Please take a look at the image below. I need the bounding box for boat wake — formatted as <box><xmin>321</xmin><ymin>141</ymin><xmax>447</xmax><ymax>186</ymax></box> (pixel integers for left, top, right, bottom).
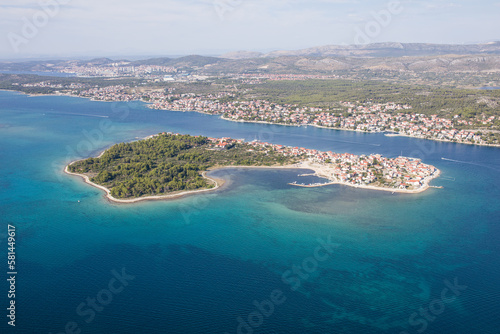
<box><xmin>330</xmin><ymin>139</ymin><xmax>381</xmax><ymax>147</ymax></box>
<box><xmin>50</xmin><ymin>112</ymin><xmax>109</xmax><ymax>118</ymax></box>
<box><xmin>441</xmin><ymin>157</ymin><xmax>500</xmax><ymax>171</ymax></box>
<box><xmin>290</xmin><ymin>133</ymin><xmax>381</xmax><ymax>147</ymax></box>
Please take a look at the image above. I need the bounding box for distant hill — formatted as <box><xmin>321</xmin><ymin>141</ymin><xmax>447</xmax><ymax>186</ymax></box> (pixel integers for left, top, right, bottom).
<box><xmin>220</xmin><ymin>51</ymin><xmax>264</xmax><ymax>59</ymax></box>
<box><xmin>0</xmin><ymin>55</ymin><xmax>225</xmax><ymax>71</ymax></box>
<box><xmin>84</xmin><ymin>57</ymin><xmax>115</xmax><ymax>66</ymax></box>
<box><xmin>0</xmin><ymin>59</ymin><xmax>68</xmax><ymax>71</ymax></box>
<box><xmin>1</xmin><ymin>42</ymin><xmax>500</xmax><ymax>75</ymax></box>
<box><xmin>202</xmin><ymin>54</ymin><xmax>500</xmax><ymax>74</ymax></box>
<box><xmin>223</xmin><ymin>42</ymin><xmax>500</xmax><ymax>59</ymax></box>
<box><xmin>131</xmin><ymin>55</ymin><xmax>225</xmax><ymax>67</ymax></box>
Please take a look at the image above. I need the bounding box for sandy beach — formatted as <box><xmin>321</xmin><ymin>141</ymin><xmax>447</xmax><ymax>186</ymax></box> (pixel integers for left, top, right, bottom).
<box><xmin>292</xmin><ymin>160</ymin><xmax>442</xmax><ymax>194</ymax></box>
<box><xmin>64</xmin><ymin>162</ymin><xmax>227</xmax><ymax>204</ymax></box>
<box><xmin>65</xmin><ymin>154</ymin><xmax>440</xmax><ymax>205</ymax></box>
<box><xmin>63</xmin><ymin>158</ymin><xmax>304</xmax><ymax>204</ymax></box>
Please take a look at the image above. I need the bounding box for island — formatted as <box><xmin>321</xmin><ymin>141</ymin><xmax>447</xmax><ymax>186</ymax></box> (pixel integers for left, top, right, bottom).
<box><xmin>65</xmin><ymin>133</ymin><xmax>441</xmax><ymax>203</ymax></box>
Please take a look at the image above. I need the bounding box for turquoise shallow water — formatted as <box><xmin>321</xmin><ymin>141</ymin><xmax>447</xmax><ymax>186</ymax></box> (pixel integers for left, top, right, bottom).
<box><xmin>0</xmin><ymin>90</ymin><xmax>499</xmax><ymax>333</ymax></box>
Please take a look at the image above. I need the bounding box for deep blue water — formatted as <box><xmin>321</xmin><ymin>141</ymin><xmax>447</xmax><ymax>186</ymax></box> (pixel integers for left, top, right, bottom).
<box><xmin>0</xmin><ymin>90</ymin><xmax>499</xmax><ymax>334</ymax></box>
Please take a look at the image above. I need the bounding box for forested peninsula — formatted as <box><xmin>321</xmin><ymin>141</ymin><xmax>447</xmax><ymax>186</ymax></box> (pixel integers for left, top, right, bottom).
<box><xmin>66</xmin><ymin>133</ymin><xmax>440</xmax><ymax>202</ymax></box>
<box><xmin>66</xmin><ymin>133</ymin><xmax>298</xmax><ymax>201</ymax></box>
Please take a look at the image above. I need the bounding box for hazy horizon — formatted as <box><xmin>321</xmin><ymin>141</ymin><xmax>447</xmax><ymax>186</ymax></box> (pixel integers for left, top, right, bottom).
<box><xmin>2</xmin><ymin>40</ymin><xmax>500</xmax><ymax>62</ymax></box>
<box><xmin>1</xmin><ymin>0</ymin><xmax>499</xmax><ymax>60</ymax></box>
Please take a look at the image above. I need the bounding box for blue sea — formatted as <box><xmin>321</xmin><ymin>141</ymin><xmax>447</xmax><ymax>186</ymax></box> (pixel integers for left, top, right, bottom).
<box><xmin>0</xmin><ymin>90</ymin><xmax>499</xmax><ymax>334</ymax></box>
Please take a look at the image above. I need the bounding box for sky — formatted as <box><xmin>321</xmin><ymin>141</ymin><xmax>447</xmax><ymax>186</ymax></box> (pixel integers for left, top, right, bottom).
<box><xmin>0</xmin><ymin>0</ymin><xmax>499</xmax><ymax>59</ymax></box>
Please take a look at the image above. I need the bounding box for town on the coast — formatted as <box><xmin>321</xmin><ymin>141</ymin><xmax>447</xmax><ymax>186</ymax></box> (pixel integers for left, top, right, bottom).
<box><xmin>154</xmin><ymin>95</ymin><xmax>492</xmax><ymax>145</ymax></box>
<box><xmin>206</xmin><ymin>136</ymin><xmax>439</xmax><ymax>192</ymax></box>
<box><xmin>18</xmin><ymin>80</ymin><xmax>499</xmax><ymax>146</ymax></box>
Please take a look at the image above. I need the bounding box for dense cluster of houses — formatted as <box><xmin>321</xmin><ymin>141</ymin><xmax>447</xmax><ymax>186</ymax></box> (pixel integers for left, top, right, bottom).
<box><xmin>152</xmin><ymin>93</ymin><xmax>495</xmax><ymax>145</ymax></box>
<box><xmin>229</xmin><ymin>73</ymin><xmax>340</xmax><ymax>82</ymax></box>
<box><xmin>58</xmin><ymin>64</ymin><xmax>176</xmax><ymax>78</ymax></box>
<box><xmin>78</xmin><ymin>85</ymin><xmax>136</xmax><ymax>101</ymax></box>
<box><xmin>20</xmin><ymin>82</ymin><xmax>87</xmax><ymax>90</ymax></box>
<box><xmin>18</xmin><ymin>82</ymin><xmax>495</xmax><ymax>146</ymax></box>
<box><xmin>205</xmin><ymin>136</ymin><xmax>437</xmax><ymax>190</ymax></box>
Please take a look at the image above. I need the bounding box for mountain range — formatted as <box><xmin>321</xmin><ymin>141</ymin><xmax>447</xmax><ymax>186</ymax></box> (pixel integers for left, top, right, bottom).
<box><xmin>1</xmin><ymin>42</ymin><xmax>500</xmax><ymax>75</ymax></box>
<box><xmin>221</xmin><ymin>42</ymin><xmax>500</xmax><ymax>59</ymax></box>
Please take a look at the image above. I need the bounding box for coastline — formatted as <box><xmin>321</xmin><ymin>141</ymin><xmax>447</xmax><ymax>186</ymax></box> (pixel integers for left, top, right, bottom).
<box><xmin>64</xmin><ymin>161</ymin><xmax>226</xmax><ymax>204</ymax></box>
<box><xmin>64</xmin><ymin>155</ymin><xmax>305</xmax><ymax>204</ymax></box>
<box><xmin>0</xmin><ymin>88</ymin><xmax>75</xmax><ymax>99</ymax></box>
<box><xmin>2</xmin><ymin>88</ymin><xmax>498</xmax><ymax>148</ymax></box>
<box><xmin>160</xmin><ymin>109</ymin><xmax>500</xmax><ymax>148</ymax></box>
<box><xmin>219</xmin><ymin>116</ymin><xmax>500</xmax><ymax>148</ymax></box>
<box><xmin>64</xmin><ymin>151</ymin><xmax>441</xmax><ymax>204</ymax></box>
<box><xmin>295</xmin><ymin>160</ymin><xmax>442</xmax><ymax>194</ymax></box>
<box><xmin>220</xmin><ymin>115</ymin><xmax>371</xmax><ymax>133</ymax></box>
<box><xmin>383</xmin><ymin>132</ymin><xmax>500</xmax><ymax>148</ymax></box>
